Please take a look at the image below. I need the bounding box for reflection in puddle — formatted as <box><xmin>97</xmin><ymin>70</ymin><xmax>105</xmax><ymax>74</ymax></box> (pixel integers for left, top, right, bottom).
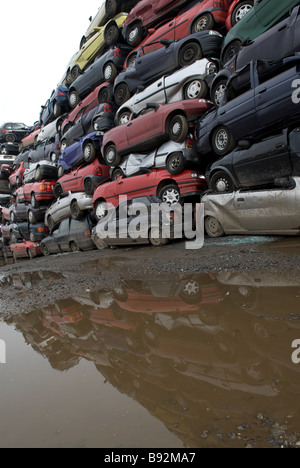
<box><xmin>1</xmin><ymin>271</ymin><xmax>300</xmax><ymax>448</ymax></box>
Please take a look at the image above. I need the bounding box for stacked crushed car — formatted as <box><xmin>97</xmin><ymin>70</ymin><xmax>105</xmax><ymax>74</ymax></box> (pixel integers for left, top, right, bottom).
<box><xmin>1</xmin><ymin>0</ymin><xmax>300</xmax><ymax>261</ymax></box>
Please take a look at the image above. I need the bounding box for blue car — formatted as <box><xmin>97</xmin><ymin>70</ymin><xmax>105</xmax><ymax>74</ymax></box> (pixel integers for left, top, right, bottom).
<box><xmin>57</xmin><ymin>132</ymin><xmax>103</xmax><ymax>177</ymax></box>
<box><xmin>195</xmin><ymin>56</ymin><xmax>300</xmax><ymax>158</ymax></box>
<box><xmin>40</xmin><ymin>85</ymin><xmax>70</xmax><ymax>127</ymax></box>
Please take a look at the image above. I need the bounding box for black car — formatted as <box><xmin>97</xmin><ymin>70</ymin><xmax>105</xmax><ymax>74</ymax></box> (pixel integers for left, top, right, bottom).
<box><xmin>0</xmin><ymin>168</ymin><xmax>10</xmax><ymax>194</ymax></box>
<box><xmin>28</xmin><ymin>135</ymin><xmax>61</xmax><ymax>163</ymax></box>
<box><xmin>207</xmin><ymin>128</ymin><xmax>300</xmax><ymax>192</ymax></box>
<box><xmin>40</xmin><ymin>216</ymin><xmax>96</xmax><ymax>255</ymax></box>
<box><xmin>9</xmin><ymin>202</ymin><xmax>46</xmax><ymax>224</ymax></box>
<box><xmin>61</xmin><ymin>103</ymin><xmax>115</xmax><ymax>149</ymax></box>
<box><xmin>0</xmin><ymin>122</ymin><xmax>30</xmax><ymax>144</ymax></box>
<box><xmin>68</xmin><ymin>44</ymin><xmax>133</xmax><ymax>108</ymax></box>
<box><xmin>212</xmin><ymin>6</ymin><xmax>300</xmax><ymax>106</ymax></box>
<box><xmin>40</xmin><ymin>85</ymin><xmax>70</xmax><ymax>127</ymax></box>
<box><xmin>6</xmin><ymin>221</ymin><xmax>48</xmax><ymax>244</ymax></box>
<box><xmin>13</xmin><ymin>148</ymin><xmax>32</xmax><ymax>165</ymax></box>
<box><xmin>195</xmin><ymin>56</ymin><xmax>300</xmax><ymax>158</ymax></box>
<box><xmin>113</xmin><ymin>30</ymin><xmax>223</xmax><ymax>106</ymax></box>
<box><xmin>0</xmin><ymin>142</ymin><xmax>19</xmax><ymax>156</ymax></box>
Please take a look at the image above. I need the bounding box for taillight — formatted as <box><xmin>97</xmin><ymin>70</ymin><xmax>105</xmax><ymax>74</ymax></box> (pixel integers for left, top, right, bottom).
<box><xmin>2</xmin><ymin>129</ymin><xmax>6</xmax><ymax>134</ymax></box>
<box><xmin>38</xmin><ymin>227</ymin><xmax>49</xmax><ymax>233</ymax></box>
<box><xmin>185</xmin><ymin>137</ymin><xmax>194</xmax><ymax>148</ymax></box>
<box><xmin>93</xmin><ymin>166</ymin><xmax>102</xmax><ymax>176</ymax></box>
<box><xmin>104</xmin><ymin>103</ymin><xmax>112</xmax><ymax>113</ymax></box>
<box><xmin>56</xmin><ymin>144</ymin><xmax>60</xmax><ymax>150</ymax></box>
<box><xmin>114</xmin><ymin>48</ymin><xmax>122</xmax><ymax>57</ymax></box>
<box><xmin>39</xmin><ymin>184</ymin><xmax>52</xmax><ymax>191</ymax></box>
<box><xmin>58</xmin><ymin>92</ymin><xmax>66</xmax><ymax>97</ymax></box>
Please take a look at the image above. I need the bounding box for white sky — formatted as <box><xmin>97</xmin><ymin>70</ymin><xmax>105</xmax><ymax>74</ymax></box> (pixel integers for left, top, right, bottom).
<box><xmin>0</xmin><ymin>0</ymin><xmax>103</xmax><ymax>126</ymax></box>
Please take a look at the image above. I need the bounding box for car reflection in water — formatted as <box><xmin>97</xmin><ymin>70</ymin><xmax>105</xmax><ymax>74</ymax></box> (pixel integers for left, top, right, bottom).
<box><xmin>4</xmin><ymin>271</ymin><xmax>300</xmax><ymax>447</ymax></box>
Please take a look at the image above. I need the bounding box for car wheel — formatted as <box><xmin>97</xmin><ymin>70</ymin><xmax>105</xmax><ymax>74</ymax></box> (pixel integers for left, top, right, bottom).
<box><xmin>62</xmin><ymin>123</ymin><xmax>72</xmax><ymax>135</ymax></box>
<box><xmin>60</xmin><ymin>140</ymin><xmax>68</xmax><ymax>152</ymax></box>
<box><xmin>149</xmin><ymin>229</ymin><xmax>169</xmax><ymax>247</ymax></box>
<box><xmin>70</xmin><ymin>201</ymin><xmax>84</xmax><ymax>220</ymax></box>
<box><xmin>191</xmin><ymin>13</ymin><xmax>215</xmax><ymax>32</ymax></box>
<box><xmin>111</xmin><ymin>167</ymin><xmax>125</xmax><ymax>181</ymax></box>
<box><xmin>54</xmin><ymin>183</ymin><xmax>63</xmax><ymax>199</ymax></box>
<box><xmin>184</xmin><ymin>80</ymin><xmax>208</xmax><ymax>100</ymax></box>
<box><xmin>105</xmin><ymin>0</ymin><xmax>117</xmax><ymax>17</ymax></box>
<box><xmin>104</xmin><ymin>62</ymin><xmax>118</xmax><ymax>83</ymax></box>
<box><xmin>58</xmin><ymin>165</ymin><xmax>65</xmax><ymax>179</ymax></box>
<box><xmin>210</xmin><ymin>170</ymin><xmax>235</xmax><ymax>194</ymax></box>
<box><xmin>166</xmin><ymin>152</ymin><xmax>186</xmax><ymax>176</ymax></box>
<box><xmin>205</xmin><ymin>216</ymin><xmax>225</xmax><ymax>238</ymax></box>
<box><xmin>50</xmin><ymin>152</ymin><xmax>58</xmax><ymax>163</ymax></box>
<box><xmin>95</xmin><ymin>200</ymin><xmax>108</xmax><ymax>221</ymax></box>
<box><xmin>69</xmin><ymin>90</ymin><xmax>80</xmax><ymax>108</ymax></box>
<box><xmin>31</xmin><ymin>193</ymin><xmax>38</xmax><ymax>208</ymax></box>
<box><xmin>28</xmin><ymin>210</ymin><xmax>37</xmax><ymax>224</ymax></box>
<box><xmin>179</xmin><ymin>279</ymin><xmax>202</xmax><ymax>305</ymax></box>
<box><xmin>34</xmin><ymin>166</ymin><xmax>43</xmax><ymax>182</ymax></box>
<box><xmin>84</xmin><ymin>178</ymin><xmax>95</xmax><ymax>196</ymax></box>
<box><xmin>98</xmin><ymin>86</ymin><xmax>113</xmax><ymax>103</ymax></box>
<box><xmin>222</xmin><ymin>40</ymin><xmax>242</xmax><ymax>65</ymax></box>
<box><xmin>93</xmin><ymin>234</ymin><xmax>109</xmax><ymax>250</ymax></box>
<box><xmin>126</xmin><ymin>22</ymin><xmax>144</xmax><ymax>47</ymax></box>
<box><xmin>158</xmin><ymin>184</ymin><xmax>181</xmax><ymax>206</ymax></box>
<box><xmin>71</xmin><ymin>66</ymin><xmax>80</xmax><ymax>83</ymax></box>
<box><xmin>212</xmin><ymin>126</ymin><xmax>237</xmax><ymax>156</ymax></box>
<box><xmin>10</xmin><ymin>212</ymin><xmax>16</xmax><ymax>223</ymax></box>
<box><xmin>168</xmin><ymin>115</ymin><xmax>189</xmax><ymax>143</ymax></box>
<box><xmin>83</xmin><ymin>142</ymin><xmax>96</xmax><ymax>164</ymax></box>
<box><xmin>53</xmin><ymin>101</ymin><xmax>61</xmax><ymax>118</ymax></box>
<box><xmin>211</xmin><ymin>79</ymin><xmax>228</xmax><ymax>107</ymax></box>
<box><xmin>47</xmin><ymin>215</ymin><xmax>54</xmax><ymax>231</ymax></box>
<box><xmin>105</xmin><ymin>23</ymin><xmax>119</xmax><ymax>46</ymax></box>
<box><xmin>29</xmin><ymin>232</ymin><xmax>36</xmax><ymax>242</ymax></box>
<box><xmin>178</xmin><ymin>42</ymin><xmax>202</xmax><ymax>68</ymax></box>
<box><xmin>104</xmin><ymin>144</ymin><xmax>121</xmax><ymax>166</ymax></box>
<box><xmin>231</xmin><ymin>1</ymin><xmax>254</xmax><ymax>26</ymax></box>
<box><xmin>126</xmin><ymin>53</ymin><xmax>138</xmax><ymax>69</ymax></box>
<box><xmin>117</xmin><ymin>110</ymin><xmax>131</xmax><ymax>126</ymax></box>
<box><xmin>114</xmin><ymin>83</ymin><xmax>131</xmax><ymax>106</ymax></box>
<box><xmin>41</xmin><ymin>243</ymin><xmax>50</xmax><ymax>256</ymax></box>
<box><xmin>70</xmin><ymin>241</ymin><xmax>80</xmax><ymax>253</ymax></box>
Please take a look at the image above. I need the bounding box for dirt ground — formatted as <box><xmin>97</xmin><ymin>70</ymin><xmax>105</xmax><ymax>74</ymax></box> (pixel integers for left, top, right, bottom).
<box><xmin>1</xmin><ymin>235</ymin><xmax>300</xmax><ymax>318</ymax></box>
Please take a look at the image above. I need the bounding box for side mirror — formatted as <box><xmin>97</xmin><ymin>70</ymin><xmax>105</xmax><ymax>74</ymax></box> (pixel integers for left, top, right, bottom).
<box><xmin>146</xmin><ymin>103</ymin><xmax>159</xmax><ymax>111</ymax></box>
<box><xmin>160</xmin><ymin>39</ymin><xmax>173</xmax><ymax>48</ymax></box>
<box><xmin>238</xmin><ymin>140</ymin><xmax>251</xmax><ymax>150</ymax></box>
<box><xmin>117</xmin><ymin>176</ymin><xmax>124</xmax><ymax>184</ymax></box>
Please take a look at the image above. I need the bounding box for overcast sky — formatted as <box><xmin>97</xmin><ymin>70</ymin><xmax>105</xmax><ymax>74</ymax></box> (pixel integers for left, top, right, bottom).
<box><xmin>0</xmin><ymin>0</ymin><xmax>102</xmax><ymax>126</ymax></box>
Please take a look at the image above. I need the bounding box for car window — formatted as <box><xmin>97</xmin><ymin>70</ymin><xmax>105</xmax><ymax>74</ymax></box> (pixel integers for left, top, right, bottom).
<box><xmin>226</xmin><ymin>64</ymin><xmax>252</xmax><ymax>102</ymax></box>
<box><xmin>70</xmin><ymin>219</ymin><xmax>87</xmax><ymax>230</ymax></box>
<box><xmin>59</xmin><ymin>219</ymin><xmax>70</xmax><ymax>233</ymax></box>
<box><xmin>12</xmin><ymin>123</ymin><xmax>26</xmax><ymax>130</ymax></box>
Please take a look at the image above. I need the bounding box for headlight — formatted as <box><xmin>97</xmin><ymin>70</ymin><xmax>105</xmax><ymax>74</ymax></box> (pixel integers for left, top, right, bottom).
<box><xmin>207</xmin><ymin>61</ymin><xmax>218</xmax><ymax>74</ymax></box>
<box><xmin>94</xmin><ymin>123</ymin><xmax>99</xmax><ymax>131</ymax></box>
<box><xmin>209</xmin><ymin>31</ymin><xmax>223</xmax><ymax>37</ymax></box>
<box><xmin>191</xmin><ymin>173</ymin><xmax>205</xmax><ymax>179</ymax></box>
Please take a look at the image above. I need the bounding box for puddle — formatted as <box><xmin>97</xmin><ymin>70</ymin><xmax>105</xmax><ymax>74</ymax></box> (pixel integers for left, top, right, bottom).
<box><xmin>1</xmin><ymin>271</ymin><xmax>300</xmax><ymax>448</ymax></box>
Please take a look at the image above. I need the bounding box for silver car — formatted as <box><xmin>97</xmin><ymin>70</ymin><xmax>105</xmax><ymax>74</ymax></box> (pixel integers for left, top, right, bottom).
<box><xmin>115</xmin><ymin>59</ymin><xmax>217</xmax><ymax>125</ymax></box>
<box><xmin>44</xmin><ymin>192</ymin><xmax>93</xmax><ymax>230</ymax></box>
<box><xmin>202</xmin><ymin>178</ymin><xmax>300</xmax><ymax>237</ymax></box>
<box><xmin>23</xmin><ymin>160</ymin><xmax>58</xmax><ymax>184</ymax></box>
<box><xmin>110</xmin><ymin>139</ymin><xmax>200</xmax><ymax>180</ymax></box>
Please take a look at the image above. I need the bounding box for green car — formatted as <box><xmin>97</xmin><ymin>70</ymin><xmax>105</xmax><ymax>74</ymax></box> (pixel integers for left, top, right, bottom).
<box><xmin>222</xmin><ymin>0</ymin><xmax>300</xmax><ymax>64</ymax></box>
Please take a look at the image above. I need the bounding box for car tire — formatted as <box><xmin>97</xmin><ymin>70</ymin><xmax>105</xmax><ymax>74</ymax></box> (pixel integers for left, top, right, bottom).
<box><xmin>71</xmin><ymin>66</ymin><xmax>80</xmax><ymax>83</ymax></box>
<box><xmin>178</xmin><ymin>42</ymin><xmax>202</xmax><ymax>68</ymax></box>
<box><xmin>212</xmin><ymin>126</ymin><xmax>237</xmax><ymax>156</ymax></box>
<box><xmin>231</xmin><ymin>1</ymin><xmax>254</xmax><ymax>27</ymax></box>
<box><xmin>53</xmin><ymin>101</ymin><xmax>61</xmax><ymax>118</ymax></box>
<box><xmin>184</xmin><ymin>80</ymin><xmax>208</xmax><ymax>100</ymax></box>
<box><xmin>168</xmin><ymin>115</ymin><xmax>189</xmax><ymax>143</ymax></box>
<box><xmin>70</xmin><ymin>201</ymin><xmax>84</xmax><ymax>220</ymax></box>
<box><xmin>111</xmin><ymin>167</ymin><xmax>125</xmax><ymax>181</ymax></box>
<box><xmin>94</xmin><ymin>200</ymin><xmax>108</xmax><ymax>221</ymax></box>
<box><xmin>28</xmin><ymin>210</ymin><xmax>37</xmax><ymax>224</ymax></box>
<box><xmin>50</xmin><ymin>152</ymin><xmax>58</xmax><ymax>163</ymax></box>
<box><xmin>126</xmin><ymin>53</ymin><xmax>138</xmax><ymax>69</ymax></box>
<box><xmin>35</xmin><ymin>166</ymin><xmax>43</xmax><ymax>182</ymax></box>
<box><xmin>191</xmin><ymin>13</ymin><xmax>215</xmax><ymax>33</ymax></box>
<box><xmin>148</xmin><ymin>229</ymin><xmax>169</xmax><ymax>247</ymax></box>
<box><xmin>205</xmin><ymin>216</ymin><xmax>225</xmax><ymax>238</ymax></box>
<box><xmin>30</xmin><ymin>232</ymin><xmax>36</xmax><ymax>243</ymax></box>
<box><xmin>179</xmin><ymin>278</ymin><xmax>203</xmax><ymax>305</ymax></box>
<box><xmin>211</xmin><ymin>78</ymin><xmax>228</xmax><ymax>107</ymax></box>
<box><xmin>210</xmin><ymin>170</ymin><xmax>236</xmax><ymax>193</ymax></box>
<box><xmin>6</xmin><ymin>134</ymin><xmax>16</xmax><ymax>143</ymax></box>
<box><xmin>98</xmin><ymin>86</ymin><xmax>113</xmax><ymax>103</ymax></box>
<box><xmin>166</xmin><ymin>152</ymin><xmax>186</xmax><ymax>176</ymax></box>
<box><xmin>41</xmin><ymin>244</ymin><xmax>50</xmax><ymax>256</ymax></box>
<box><xmin>47</xmin><ymin>215</ymin><xmax>55</xmax><ymax>232</ymax></box>
<box><xmin>126</xmin><ymin>22</ymin><xmax>144</xmax><ymax>47</ymax></box>
<box><xmin>83</xmin><ymin>142</ymin><xmax>96</xmax><ymax>164</ymax></box>
<box><xmin>222</xmin><ymin>40</ymin><xmax>242</xmax><ymax>65</ymax></box>
<box><xmin>93</xmin><ymin>234</ymin><xmax>109</xmax><ymax>250</ymax></box>
<box><xmin>105</xmin><ymin>23</ymin><xmax>119</xmax><ymax>46</ymax></box>
<box><xmin>104</xmin><ymin>62</ymin><xmax>118</xmax><ymax>83</ymax></box>
<box><xmin>60</xmin><ymin>139</ymin><xmax>68</xmax><ymax>152</ymax></box>
<box><xmin>69</xmin><ymin>90</ymin><xmax>80</xmax><ymax>108</ymax></box>
<box><xmin>58</xmin><ymin>165</ymin><xmax>65</xmax><ymax>179</ymax></box>
<box><xmin>158</xmin><ymin>184</ymin><xmax>181</xmax><ymax>205</ymax></box>
<box><xmin>106</xmin><ymin>0</ymin><xmax>117</xmax><ymax>18</ymax></box>
<box><xmin>31</xmin><ymin>193</ymin><xmax>38</xmax><ymax>208</ymax></box>
<box><xmin>62</xmin><ymin>123</ymin><xmax>72</xmax><ymax>135</ymax></box>
<box><xmin>114</xmin><ymin>83</ymin><xmax>131</xmax><ymax>106</ymax></box>
<box><xmin>104</xmin><ymin>144</ymin><xmax>121</xmax><ymax>166</ymax></box>
<box><xmin>84</xmin><ymin>178</ymin><xmax>95</xmax><ymax>196</ymax></box>
<box><xmin>10</xmin><ymin>212</ymin><xmax>16</xmax><ymax>223</ymax></box>
<box><xmin>117</xmin><ymin>110</ymin><xmax>131</xmax><ymax>126</ymax></box>
<box><xmin>27</xmin><ymin>249</ymin><xmax>34</xmax><ymax>260</ymax></box>
<box><xmin>70</xmin><ymin>241</ymin><xmax>80</xmax><ymax>253</ymax></box>
<box><xmin>54</xmin><ymin>183</ymin><xmax>63</xmax><ymax>199</ymax></box>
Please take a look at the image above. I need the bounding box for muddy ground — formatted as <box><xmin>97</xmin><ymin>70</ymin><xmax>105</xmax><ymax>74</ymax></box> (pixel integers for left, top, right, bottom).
<box><xmin>1</xmin><ymin>235</ymin><xmax>300</xmax><ymax>318</ymax></box>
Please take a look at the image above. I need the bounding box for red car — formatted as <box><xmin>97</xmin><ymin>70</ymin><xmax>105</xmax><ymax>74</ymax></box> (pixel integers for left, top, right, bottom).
<box><xmin>10</xmin><ymin>241</ymin><xmax>41</xmax><ymax>260</ymax></box>
<box><xmin>54</xmin><ymin>159</ymin><xmax>111</xmax><ymax>198</ymax></box>
<box><xmin>9</xmin><ymin>161</ymin><xmax>30</xmax><ymax>188</ymax></box>
<box><xmin>92</xmin><ymin>168</ymin><xmax>207</xmax><ymax>220</ymax></box>
<box><xmin>102</xmin><ymin>99</ymin><xmax>212</xmax><ymax>166</ymax></box>
<box><xmin>61</xmin><ymin>82</ymin><xmax>113</xmax><ymax>135</ymax></box>
<box><xmin>19</xmin><ymin>123</ymin><xmax>41</xmax><ymax>150</ymax></box>
<box><xmin>225</xmin><ymin>0</ymin><xmax>254</xmax><ymax>30</ymax></box>
<box><xmin>124</xmin><ymin>0</ymin><xmax>233</xmax><ymax>52</ymax></box>
<box><xmin>15</xmin><ymin>180</ymin><xmax>57</xmax><ymax>208</ymax></box>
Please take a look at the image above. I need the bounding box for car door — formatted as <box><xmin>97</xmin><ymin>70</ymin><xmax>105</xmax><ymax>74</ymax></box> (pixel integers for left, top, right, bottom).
<box><xmin>125</xmin><ymin>106</ymin><xmax>164</xmax><ymax>151</ymax></box>
<box><xmin>62</xmin><ymin>167</ymin><xmax>82</xmax><ymax>192</ymax></box>
<box><xmin>57</xmin><ymin>219</ymin><xmax>71</xmax><ymax>252</ymax></box>
<box><xmin>118</xmin><ymin>172</ymin><xmax>155</xmax><ymax>200</ymax></box>
<box><xmin>135</xmin><ymin>43</ymin><xmax>175</xmax><ymax>85</ymax></box>
<box><xmin>255</xmin><ymin>0</ymin><xmax>298</xmax><ymax>28</ymax></box>
<box><xmin>232</xmin><ymin>132</ymin><xmax>293</xmax><ymax>187</ymax></box>
<box><xmin>234</xmin><ymin>183</ymin><xmax>300</xmax><ymax>231</ymax></box>
<box><xmin>132</xmin><ymin>76</ymin><xmax>168</xmax><ymax>111</ymax></box>
<box><xmin>46</xmin><ymin>227</ymin><xmax>60</xmax><ymax>254</ymax></box>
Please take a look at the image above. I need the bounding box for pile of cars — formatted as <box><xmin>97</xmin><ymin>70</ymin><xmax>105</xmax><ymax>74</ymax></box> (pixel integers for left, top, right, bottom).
<box><xmin>1</xmin><ymin>0</ymin><xmax>300</xmax><ymax>261</ymax></box>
